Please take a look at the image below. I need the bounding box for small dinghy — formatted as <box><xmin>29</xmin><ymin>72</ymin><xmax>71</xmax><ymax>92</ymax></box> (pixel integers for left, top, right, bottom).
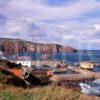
<box><xmin>79</xmin><ymin>79</ymin><xmax>100</xmax><ymax>96</ymax></box>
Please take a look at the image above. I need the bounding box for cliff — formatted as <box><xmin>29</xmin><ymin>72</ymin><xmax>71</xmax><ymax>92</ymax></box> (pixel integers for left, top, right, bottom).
<box><xmin>0</xmin><ymin>38</ymin><xmax>76</xmax><ymax>54</ymax></box>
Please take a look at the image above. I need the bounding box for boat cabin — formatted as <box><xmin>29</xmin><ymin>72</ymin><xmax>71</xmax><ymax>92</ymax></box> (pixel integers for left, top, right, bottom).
<box><xmin>80</xmin><ymin>62</ymin><xmax>94</xmax><ymax>69</ymax></box>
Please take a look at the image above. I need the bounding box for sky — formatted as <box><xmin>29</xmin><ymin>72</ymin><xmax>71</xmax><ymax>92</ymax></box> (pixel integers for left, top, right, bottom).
<box><xmin>0</xmin><ymin>0</ymin><xmax>100</xmax><ymax>50</ymax></box>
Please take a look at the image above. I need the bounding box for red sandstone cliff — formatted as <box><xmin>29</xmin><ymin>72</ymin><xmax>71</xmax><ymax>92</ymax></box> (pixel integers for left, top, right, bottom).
<box><xmin>0</xmin><ymin>38</ymin><xmax>76</xmax><ymax>54</ymax></box>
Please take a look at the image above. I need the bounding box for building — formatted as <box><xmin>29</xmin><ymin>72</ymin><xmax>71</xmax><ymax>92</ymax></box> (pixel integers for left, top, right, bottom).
<box><xmin>16</xmin><ymin>56</ymin><xmax>31</xmax><ymax>67</ymax></box>
<box><xmin>0</xmin><ymin>51</ymin><xmax>7</xmax><ymax>60</ymax></box>
<box><xmin>80</xmin><ymin>62</ymin><xmax>94</xmax><ymax>69</ymax></box>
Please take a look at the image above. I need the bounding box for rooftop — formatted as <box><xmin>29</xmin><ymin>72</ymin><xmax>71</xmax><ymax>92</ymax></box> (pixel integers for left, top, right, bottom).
<box><xmin>16</xmin><ymin>56</ymin><xmax>31</xmax><ymax>61</ymax></box>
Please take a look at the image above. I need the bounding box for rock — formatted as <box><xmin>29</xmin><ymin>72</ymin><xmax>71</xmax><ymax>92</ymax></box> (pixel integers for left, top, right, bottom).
<box><xmin>0</xmin><ymin>38</ymin><xmax>76</xmax><ymax>54</ymax></box>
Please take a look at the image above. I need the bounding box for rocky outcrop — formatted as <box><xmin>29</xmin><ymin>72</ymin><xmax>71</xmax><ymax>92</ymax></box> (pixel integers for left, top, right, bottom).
<box><xmin>0</xmin><ymin>38</ymin><xmax>76</xmax><ymax>54</ymax></box>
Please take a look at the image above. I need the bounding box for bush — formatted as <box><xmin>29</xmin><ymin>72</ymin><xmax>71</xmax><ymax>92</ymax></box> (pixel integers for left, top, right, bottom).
<box><xmin>7</xmin><ymin>62</ymin><xmax>22</xmax><ymax>69</ymax></box>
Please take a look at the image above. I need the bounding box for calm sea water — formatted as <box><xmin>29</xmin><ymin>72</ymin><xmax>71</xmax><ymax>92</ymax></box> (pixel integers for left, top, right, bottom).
<box><xmin>14</xmin><ymin>50</ymin><xmax>100</xmax><ymax>64</ymax></box>
<box><xmin>8</xmin><ymin>50</ymin><xmax>100</xmax><ymax>72</ymax></box>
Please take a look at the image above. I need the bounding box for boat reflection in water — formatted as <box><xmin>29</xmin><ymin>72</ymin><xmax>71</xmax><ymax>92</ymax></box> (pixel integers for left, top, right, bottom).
<box><xmin>79</xmin><ymin>79</ymin><xmax>100</xmax><ymax>96</ymax></box>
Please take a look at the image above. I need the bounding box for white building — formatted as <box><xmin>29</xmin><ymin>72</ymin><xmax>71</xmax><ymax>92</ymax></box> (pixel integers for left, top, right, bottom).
<box><xmin>0</xmin><ymin>51</ymin><xmax>7</xmax><ymax>60</ymax></box>
<box><xmin>16</xmin><ymin>56</ymin><xmax>31</xmax><ymax>67</ymax></box>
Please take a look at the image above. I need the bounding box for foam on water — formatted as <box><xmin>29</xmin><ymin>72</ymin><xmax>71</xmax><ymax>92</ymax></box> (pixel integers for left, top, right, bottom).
<box><xmin>79</xmin><ymin>79</ymin><xmax>100</xmax><ymax>96</ymax></box>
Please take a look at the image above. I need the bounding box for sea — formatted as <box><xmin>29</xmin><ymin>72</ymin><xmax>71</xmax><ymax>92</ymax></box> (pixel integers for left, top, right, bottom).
<box><xmin>16</xmin><ymin>50</ymin><xmax>100</xmax><ymax>63</ymax></box>
<box><xmin>8</xmin><ymin>50</ymin><xmax>100</xmax><ymax>72</ymax></box>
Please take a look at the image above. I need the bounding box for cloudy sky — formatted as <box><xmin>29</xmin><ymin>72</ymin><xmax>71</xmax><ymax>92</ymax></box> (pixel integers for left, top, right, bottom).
<box><xmin>0</xmin><ymin>0</ymin><xmax>100</xmax><ymax>50</ymax></box>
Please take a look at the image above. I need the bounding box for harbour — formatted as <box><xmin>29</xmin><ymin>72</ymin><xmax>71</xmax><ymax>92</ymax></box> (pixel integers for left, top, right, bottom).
<box><xmin>0</xmin><ymin>50</ymin><xmax>100</xmax><ymax>97</ymax></box>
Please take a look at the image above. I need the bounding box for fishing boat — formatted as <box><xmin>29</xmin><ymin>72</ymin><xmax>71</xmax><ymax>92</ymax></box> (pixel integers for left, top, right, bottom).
<box><xmin>80</xmin><ymin>61</ymin><xmax>94</xmax><ymax>69</ymax></box>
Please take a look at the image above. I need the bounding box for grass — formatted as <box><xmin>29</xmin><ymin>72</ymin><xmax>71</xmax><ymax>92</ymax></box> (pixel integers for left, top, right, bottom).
<box><xmin>0</xmin><ymin>67</ymin><xmax>100</xmax><ymax>100</ymax></box>
<box><xmin>0</xmin><ymin>83</ymin><xmax>100</xmax><ymax>100</ymax></box>
<box><xmin>0</xmin><ymin>92</ymin><xmax>16</xmax><ymax>100</ymax></box>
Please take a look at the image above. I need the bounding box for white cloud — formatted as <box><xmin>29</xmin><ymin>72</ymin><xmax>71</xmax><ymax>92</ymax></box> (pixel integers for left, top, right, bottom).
<box><xmin>94</xmin><ymin>24</ymin><xmax>100</xmax><ymax>31</ymax></box>
<box><xmin>0</xmin><ymin>0</ymin><xmax>100</xmax><ymax>49</ymax></box>
<box><xmin>0</xmin><ymin>0</ymin><xmax>100</xmax><ymax>21</ymax></box>
<box><xmin>6</xmin><ymin>22</ymin><xmax>21</xmax><ymax>34</ymax></box>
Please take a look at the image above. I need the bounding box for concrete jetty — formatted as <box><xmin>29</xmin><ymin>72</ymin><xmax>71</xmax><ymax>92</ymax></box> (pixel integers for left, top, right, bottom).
<box><xmin>68</xmin><ymin>66</ymin><xmax>100</xmax><ymax>78</ymax></box>
<box><xmin>31</xmin><ymin>61</ymin><xmax>100</xmax><ymax>82</ymax></box>
<box><xmin>50</xmin><ymin>74</ymin><xmax>94</xmax><ymax>82</ymax></box>
<box><xmin>50</xmin><ymin>66</ymin><xmax>100</xmax><ymax>82</ymax></box>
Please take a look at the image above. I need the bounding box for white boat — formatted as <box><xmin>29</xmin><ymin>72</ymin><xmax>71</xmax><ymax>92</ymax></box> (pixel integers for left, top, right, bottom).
<box><xmin>79</xmin><ymin>79</ymin><xmax>100</xmax><ymax>96</ymax></box>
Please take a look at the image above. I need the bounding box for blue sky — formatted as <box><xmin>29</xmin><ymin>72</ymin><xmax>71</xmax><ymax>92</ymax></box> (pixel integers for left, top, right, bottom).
<box><xmin>0</xmin><ymin>0</ymin><xmax>100</xmax><ymax>50</ymax></box>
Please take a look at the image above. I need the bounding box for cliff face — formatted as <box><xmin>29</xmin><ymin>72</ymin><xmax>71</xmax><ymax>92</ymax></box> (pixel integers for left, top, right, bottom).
<box><xmin>0</xmin><ymin>38</ymin><xmax>76</xmax><ymax>54</ymax></box>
